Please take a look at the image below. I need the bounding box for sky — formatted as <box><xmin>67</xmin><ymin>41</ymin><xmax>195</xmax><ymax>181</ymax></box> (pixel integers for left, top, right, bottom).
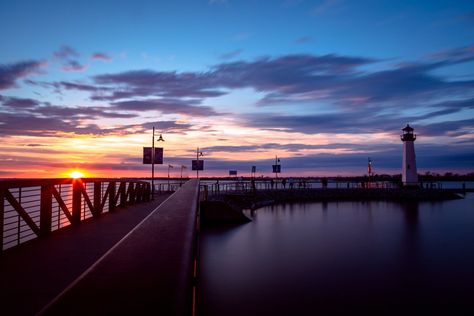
<box><xmin>0</xmin><ymin>0</ymin><xmax>473</xmax><ymax>178</ymax></box>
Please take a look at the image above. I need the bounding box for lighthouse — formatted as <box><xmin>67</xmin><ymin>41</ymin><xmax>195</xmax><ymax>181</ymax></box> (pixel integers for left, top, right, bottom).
<box><xmin>401</xmin><ymin>124</ymin><xmax>418</xmax><ymax>186</ymax></box>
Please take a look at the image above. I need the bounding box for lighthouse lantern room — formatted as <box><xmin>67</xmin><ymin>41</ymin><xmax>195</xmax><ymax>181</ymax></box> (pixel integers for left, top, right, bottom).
<box><xmin>401</xmin><ymin>124</ymin><xmax>418</xmax><ymax>186</ymax></box>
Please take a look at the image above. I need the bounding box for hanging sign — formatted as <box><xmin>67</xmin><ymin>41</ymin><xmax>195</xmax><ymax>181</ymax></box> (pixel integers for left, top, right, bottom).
<box><xmin>143</xmin><ymin>147</ymin><xmax>163</xmax><ymax>164</ymax></box>
<box><xmin>192</xmin><ymin>160</ymin><xmax>204</xmax><ymax>171</ymax></box>
<box><xmin>272</xmin><ymin>164</ymin><xmax>281</xmax><ymax>173</ymax></box>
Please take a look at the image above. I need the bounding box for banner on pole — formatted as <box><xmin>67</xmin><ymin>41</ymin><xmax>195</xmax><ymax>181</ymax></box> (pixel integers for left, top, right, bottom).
<box><xmin>251</xmin><ymin>166</ymin><xmax>256</xmax><ymax>173</ymax></box>
<box><xmin>143</xmin><ymin>147</ymin><xmax>163</xmax><ymax>164</ymax></box>
<box><xmin>143</xmin><ymin>147</ymin><xmax>152</xmax><ymax>164</ymax></box>
<box><xmin>154</xmin><ymin>147</ymin><xmax>163</xmax><ymax>164</ymax></box>
<box><xmin>192</xmin><ymin>160</ymin><xmax>204</xmax><ymax>171</ymax></box>
<box><xmin>229</xmin><ymin>170</ymin><xmax>238</xmax><ymax>176</ymax></box>
<box><xmin>272</xmin><ymin>164</ymin><xmax>281</xmax><ymax>173</ymax></box>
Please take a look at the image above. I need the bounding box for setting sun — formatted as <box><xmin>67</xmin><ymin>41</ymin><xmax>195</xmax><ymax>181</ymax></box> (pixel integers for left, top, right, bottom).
<box><xmin>70</xmin><ymin>171</ymin><xmax>85</xmax><ymax>179</ymax></box>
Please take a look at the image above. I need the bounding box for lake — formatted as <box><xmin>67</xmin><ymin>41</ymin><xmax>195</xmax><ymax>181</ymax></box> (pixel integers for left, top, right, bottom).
<box><xmin>198</xmin><ymin>193</ymin><xmax>474</xmax><ymax>315</ymax></box>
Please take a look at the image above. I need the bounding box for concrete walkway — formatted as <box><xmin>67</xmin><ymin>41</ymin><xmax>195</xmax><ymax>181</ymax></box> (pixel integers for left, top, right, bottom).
<box><xmin>41</xmin><ymin>179</ymin><xmax>200</xmax><ymax>316</ymax></box>
<box><xmin>0</xmin><ymin>194</ymin><xmax>171</xmax><ymax>316</ymax></box>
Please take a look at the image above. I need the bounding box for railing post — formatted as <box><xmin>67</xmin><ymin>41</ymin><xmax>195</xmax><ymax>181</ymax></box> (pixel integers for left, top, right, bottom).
<box><xmin>94</xmin><ymin>182</ymin><xmax>101</xmax><ymax>216</ymax></box>
<box><xmin>0</xmin><ymin>187</ymin><xmax>4</xmax><ymax>253</ymax></box>
<box><xmin>145</xmin><ymin>183</ymin><xmax>151</xmax><ymax>201</ymax></box>
<box><xmin>40</xmin><ymin>184</ymin><xmax>53</xmax><ymax>236</ymax></box>
<box><xmin>72</xmin><ymin>180</ymin><xmax>82</xmax><ymax>224</ymax></box>
<box><xmin>109</xmin><ymin>182</ymin><xmax>116</xmax><ymax>212</ymax></box>
<box><xmin>129</xmin><ymin>183</ymin><xmax>136</xmax><ymax>204</ymax></box>
<box><xmin>136</xmin><ymin>184</ymin><xmax>143</xmax><ymax>202</ymax></box>
<box><xmin>120</xmin><ymin>182</ymin><xmax>127</xmax><ymax>206</ymax></box>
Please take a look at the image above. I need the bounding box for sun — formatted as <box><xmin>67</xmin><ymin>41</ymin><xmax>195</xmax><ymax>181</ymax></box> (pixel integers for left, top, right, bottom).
<box><xmin>70</xmin><ymin>171</ymin><xmax>85</xmax><ymax>179</ymax></box>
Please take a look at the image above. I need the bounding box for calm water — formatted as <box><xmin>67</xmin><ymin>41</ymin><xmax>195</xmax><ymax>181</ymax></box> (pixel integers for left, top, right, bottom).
<box><xmin>198</xmin><ymin>193</ymin><xmax>474</xmax><ymax>315</ymax></box>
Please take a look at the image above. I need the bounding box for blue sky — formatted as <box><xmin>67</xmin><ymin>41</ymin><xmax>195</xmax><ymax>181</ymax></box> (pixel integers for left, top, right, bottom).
<box><xmin>0</xmin><ymin>0</ymin><xmax>473</xmax><ymax>177</ymax></box>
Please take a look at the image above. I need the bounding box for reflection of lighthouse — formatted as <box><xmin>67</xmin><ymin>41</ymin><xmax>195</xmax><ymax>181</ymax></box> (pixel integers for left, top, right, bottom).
<box><xmin>401</xmin><ymin>124</ymin><xmax>418</xmax><ymax>186</ymax></box>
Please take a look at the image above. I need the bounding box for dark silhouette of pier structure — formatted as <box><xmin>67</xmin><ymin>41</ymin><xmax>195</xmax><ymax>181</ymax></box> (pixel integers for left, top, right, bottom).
<box><xmin>0</xmin><ymin>178</ymin><xmax>201</xmax><ymax>315</ymax></box>
<box><xmin>0</xmin><ymin>177</ymin><xmax>467</xmax><ymax>315</ymax></box>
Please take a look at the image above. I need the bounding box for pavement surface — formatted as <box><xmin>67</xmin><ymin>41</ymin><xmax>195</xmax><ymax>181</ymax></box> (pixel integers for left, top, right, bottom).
<box><xmin>0</xmin><ymin>194</ymin><xmax>171</xmax><ymax>316</ymax></box>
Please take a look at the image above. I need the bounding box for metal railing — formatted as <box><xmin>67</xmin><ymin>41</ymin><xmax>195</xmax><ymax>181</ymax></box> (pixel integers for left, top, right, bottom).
<box><xmin>201</xmin><ymin>179</ymin><xmax>400</xmax><ymax>200</ymax></box>
<box><xmin>0</xmin><ymin>178</ymin><xmax>151</xmax><ymax>252</ymax></box>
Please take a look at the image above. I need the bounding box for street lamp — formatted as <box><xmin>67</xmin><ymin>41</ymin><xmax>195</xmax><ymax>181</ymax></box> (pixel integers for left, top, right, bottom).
<box><xmin>196</xmin><ymin>147</ymin><xmax>203</xmax><ymax>179</ymax></box>
<box><xmin>151</xmin><ymin>127</ymin><xmax>165</xmax><ymax>199</ymax></box>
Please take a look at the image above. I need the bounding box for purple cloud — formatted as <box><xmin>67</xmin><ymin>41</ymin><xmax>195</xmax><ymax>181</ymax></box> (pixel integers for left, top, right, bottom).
<box><xmin>111</xmin><ymin>98</ymin><xmax>220</xmax><ymax>116</ymax></box>
<box><xmin>54</xmin><ymin>46</ymin><xmax>79</xmax><ymax>59</ymax></box>
<box><xmin>91</xmin><ymin>52</ymin><xmax>112</xmax><ymax>61</ymax></box>
<box><xmin>93</xmin><ymin>70</ymin><xmax>225</xmax><ymax>99</ymax></box>
<box><xmin>0</xmin><ymin>95</ymin><xmax>40</xmax><ymax>108</ymax></box>
<box><xmin>0</xmin><ymin>60</ymin><xmax>44</xmax><ymax>90</ymax></box>
<box><xmin>62</xmin><ymin>60</ymin><xmax>88</xmax><ymax>72</ymax></box>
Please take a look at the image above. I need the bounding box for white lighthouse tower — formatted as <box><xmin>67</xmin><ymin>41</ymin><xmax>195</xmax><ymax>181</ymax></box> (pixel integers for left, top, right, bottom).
<box><xmin>401</xmin><ymin>124</ymin><xmax>418</xmax><ymax>186</ymax></box>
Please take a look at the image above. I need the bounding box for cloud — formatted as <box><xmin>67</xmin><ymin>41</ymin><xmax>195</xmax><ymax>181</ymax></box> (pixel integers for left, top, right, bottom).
<box><xmin>0</xmin><ymin>95</ymin><xmax>40</xmax><ymax>108</ymax></box>
<box><xmin>91</xmin><ymin>52</ymin><xmax>112</xmax><ymax>61</ymax></box>
<box><xmin>111</xmin><ymin>98</ymin><xmax>220</xmax><ymax>116</ymax></box>
<box><xmin>0</xmin><ymin>60</ymin><xmax>44</xmax><ymax>90</ymax></box>
<box><xmin>54</xmin><ymin>46</ymin><xmax>79</xmax><ymax>59</ymax></box>
<box><xmin>62</xmin><ymin>60</ymin><xmax>88</xmax><ymax>72</ymax></box>
<box><xmin>219</xmin><ymin>49</ymin><xmax>243</xmax><ymax>60</ymax></box>
<box><xmin>93</xmin><ymin>70</ymin><xmax>226</xmax><ymax>100</ymax></box>
<box><xmin>0</xmin><ymin>107</ymin><xmax>191</xmax><ymax>136</ymax></box>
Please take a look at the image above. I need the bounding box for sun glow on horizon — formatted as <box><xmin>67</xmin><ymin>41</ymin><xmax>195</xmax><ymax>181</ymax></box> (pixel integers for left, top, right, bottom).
<box><xmin>69</xmin><ymin>171</ymin><xmax>85</xmax><ymax>179</ymax></box>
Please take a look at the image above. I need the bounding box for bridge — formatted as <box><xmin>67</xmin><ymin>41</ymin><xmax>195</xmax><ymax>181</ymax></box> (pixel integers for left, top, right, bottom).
<box><xmin>0</xmin><ymin>178</ymin><xmax>201</xmax><ymax>316</ymax></box>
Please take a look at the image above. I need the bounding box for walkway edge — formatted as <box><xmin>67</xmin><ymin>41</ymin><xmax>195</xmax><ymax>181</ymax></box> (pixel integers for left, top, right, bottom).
<box><xmin>38</xmin><ymin>179</ymin><xmax>200</xmax><ymax>316</ymax></box>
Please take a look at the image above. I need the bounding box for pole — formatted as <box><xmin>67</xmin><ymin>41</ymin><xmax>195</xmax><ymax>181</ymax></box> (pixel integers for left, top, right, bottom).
<box><xmin>181</xmin><ymin>165</ymin><xmax>183</xmax><ymax>186</ymax></box>
<box><xmin>151</xmin><ymin>126</ymin><xmax>155</xmax><ymax>200</ymax></box>
<box><xmin>168</xmin><ymin>165</ymin><xmax>170</xmax><ymax>190</ymax></box>
<box><xmin>196</xmin><ymin>147</ymin><xmax>199</xmax><ymax>179</ymax></box>
<box><xmin>275</xmin><ymin>155</ymin><xmax>278</xmax><ymax>179</ymax></box>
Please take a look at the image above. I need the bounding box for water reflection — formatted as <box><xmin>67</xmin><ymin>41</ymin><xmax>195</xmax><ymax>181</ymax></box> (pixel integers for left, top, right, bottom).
<box><xmin>198</xmin><ymin>196</ymin><xmax>474</xmax><ymax>315</ymax></box>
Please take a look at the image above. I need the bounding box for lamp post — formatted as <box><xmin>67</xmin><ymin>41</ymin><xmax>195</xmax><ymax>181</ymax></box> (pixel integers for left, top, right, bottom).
<box><xmin>196</xmin><ymin>147</ymin><xmax>203</xmax><ymax>179</ymax></box>
<box><xmin>275</xmin><ymin>155</ymin><xmax>280</xmax><ymax>179</ymax></box>
<box><xmin>151</xmin><ymin>127</ymin><xmax>164</xmax><ymax>199</ymax></box>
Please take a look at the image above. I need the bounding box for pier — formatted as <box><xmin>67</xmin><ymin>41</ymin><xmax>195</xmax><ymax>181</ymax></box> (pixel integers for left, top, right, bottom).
<box><xmin>0</xmin><ymin>177</ymin><xmax>469</xmax><ymax>315</ymax></box>
<box><xmin>0</xmin><ymin>179</ymin><xmax>201</xmax><ymax>315</ymax></box>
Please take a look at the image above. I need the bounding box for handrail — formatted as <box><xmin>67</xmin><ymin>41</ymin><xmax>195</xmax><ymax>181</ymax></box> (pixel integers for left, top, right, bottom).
<box><xmin>201</xmin><ymin>179</ymin><xmax>401</xmax><ymax>200</ymax></box>
<box><xmin>0</xmin><ymin>178</ymin><xmax>151</xmax><ymax>252</ymax></box>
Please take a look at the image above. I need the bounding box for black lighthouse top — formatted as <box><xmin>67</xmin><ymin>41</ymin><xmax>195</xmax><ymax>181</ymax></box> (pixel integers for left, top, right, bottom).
<box><xmin>401</xmin><ymin>124</ymin><xmax>416</xmax><ymax>141</ymax></box>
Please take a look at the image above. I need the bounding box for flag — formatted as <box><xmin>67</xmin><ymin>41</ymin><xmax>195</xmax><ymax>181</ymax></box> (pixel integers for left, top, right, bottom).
<box><xmin>169</xmin><ymin>164</ymin><xmax>174</xmax><ymax>168</ymax></box>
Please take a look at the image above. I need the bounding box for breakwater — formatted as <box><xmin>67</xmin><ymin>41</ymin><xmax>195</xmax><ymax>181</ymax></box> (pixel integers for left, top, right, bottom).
<box><xmin>201</xmin><ymin>188</ymin><xmax>464</xmax><ymax>225</ymax></box>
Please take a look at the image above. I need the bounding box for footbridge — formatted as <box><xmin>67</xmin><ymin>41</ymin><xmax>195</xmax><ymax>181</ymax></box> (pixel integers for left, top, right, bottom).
<box><xmin>0</xmin><ymin>178</ymin><xmax>202</xmax><ymax>316</ymax></box>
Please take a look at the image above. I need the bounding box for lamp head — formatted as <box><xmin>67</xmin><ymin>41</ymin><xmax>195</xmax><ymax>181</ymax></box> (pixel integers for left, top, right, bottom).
<box><xmin>157</xmin><ymin>134</ymin><xmax>165</xmax><ymax>142</ymax></box>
